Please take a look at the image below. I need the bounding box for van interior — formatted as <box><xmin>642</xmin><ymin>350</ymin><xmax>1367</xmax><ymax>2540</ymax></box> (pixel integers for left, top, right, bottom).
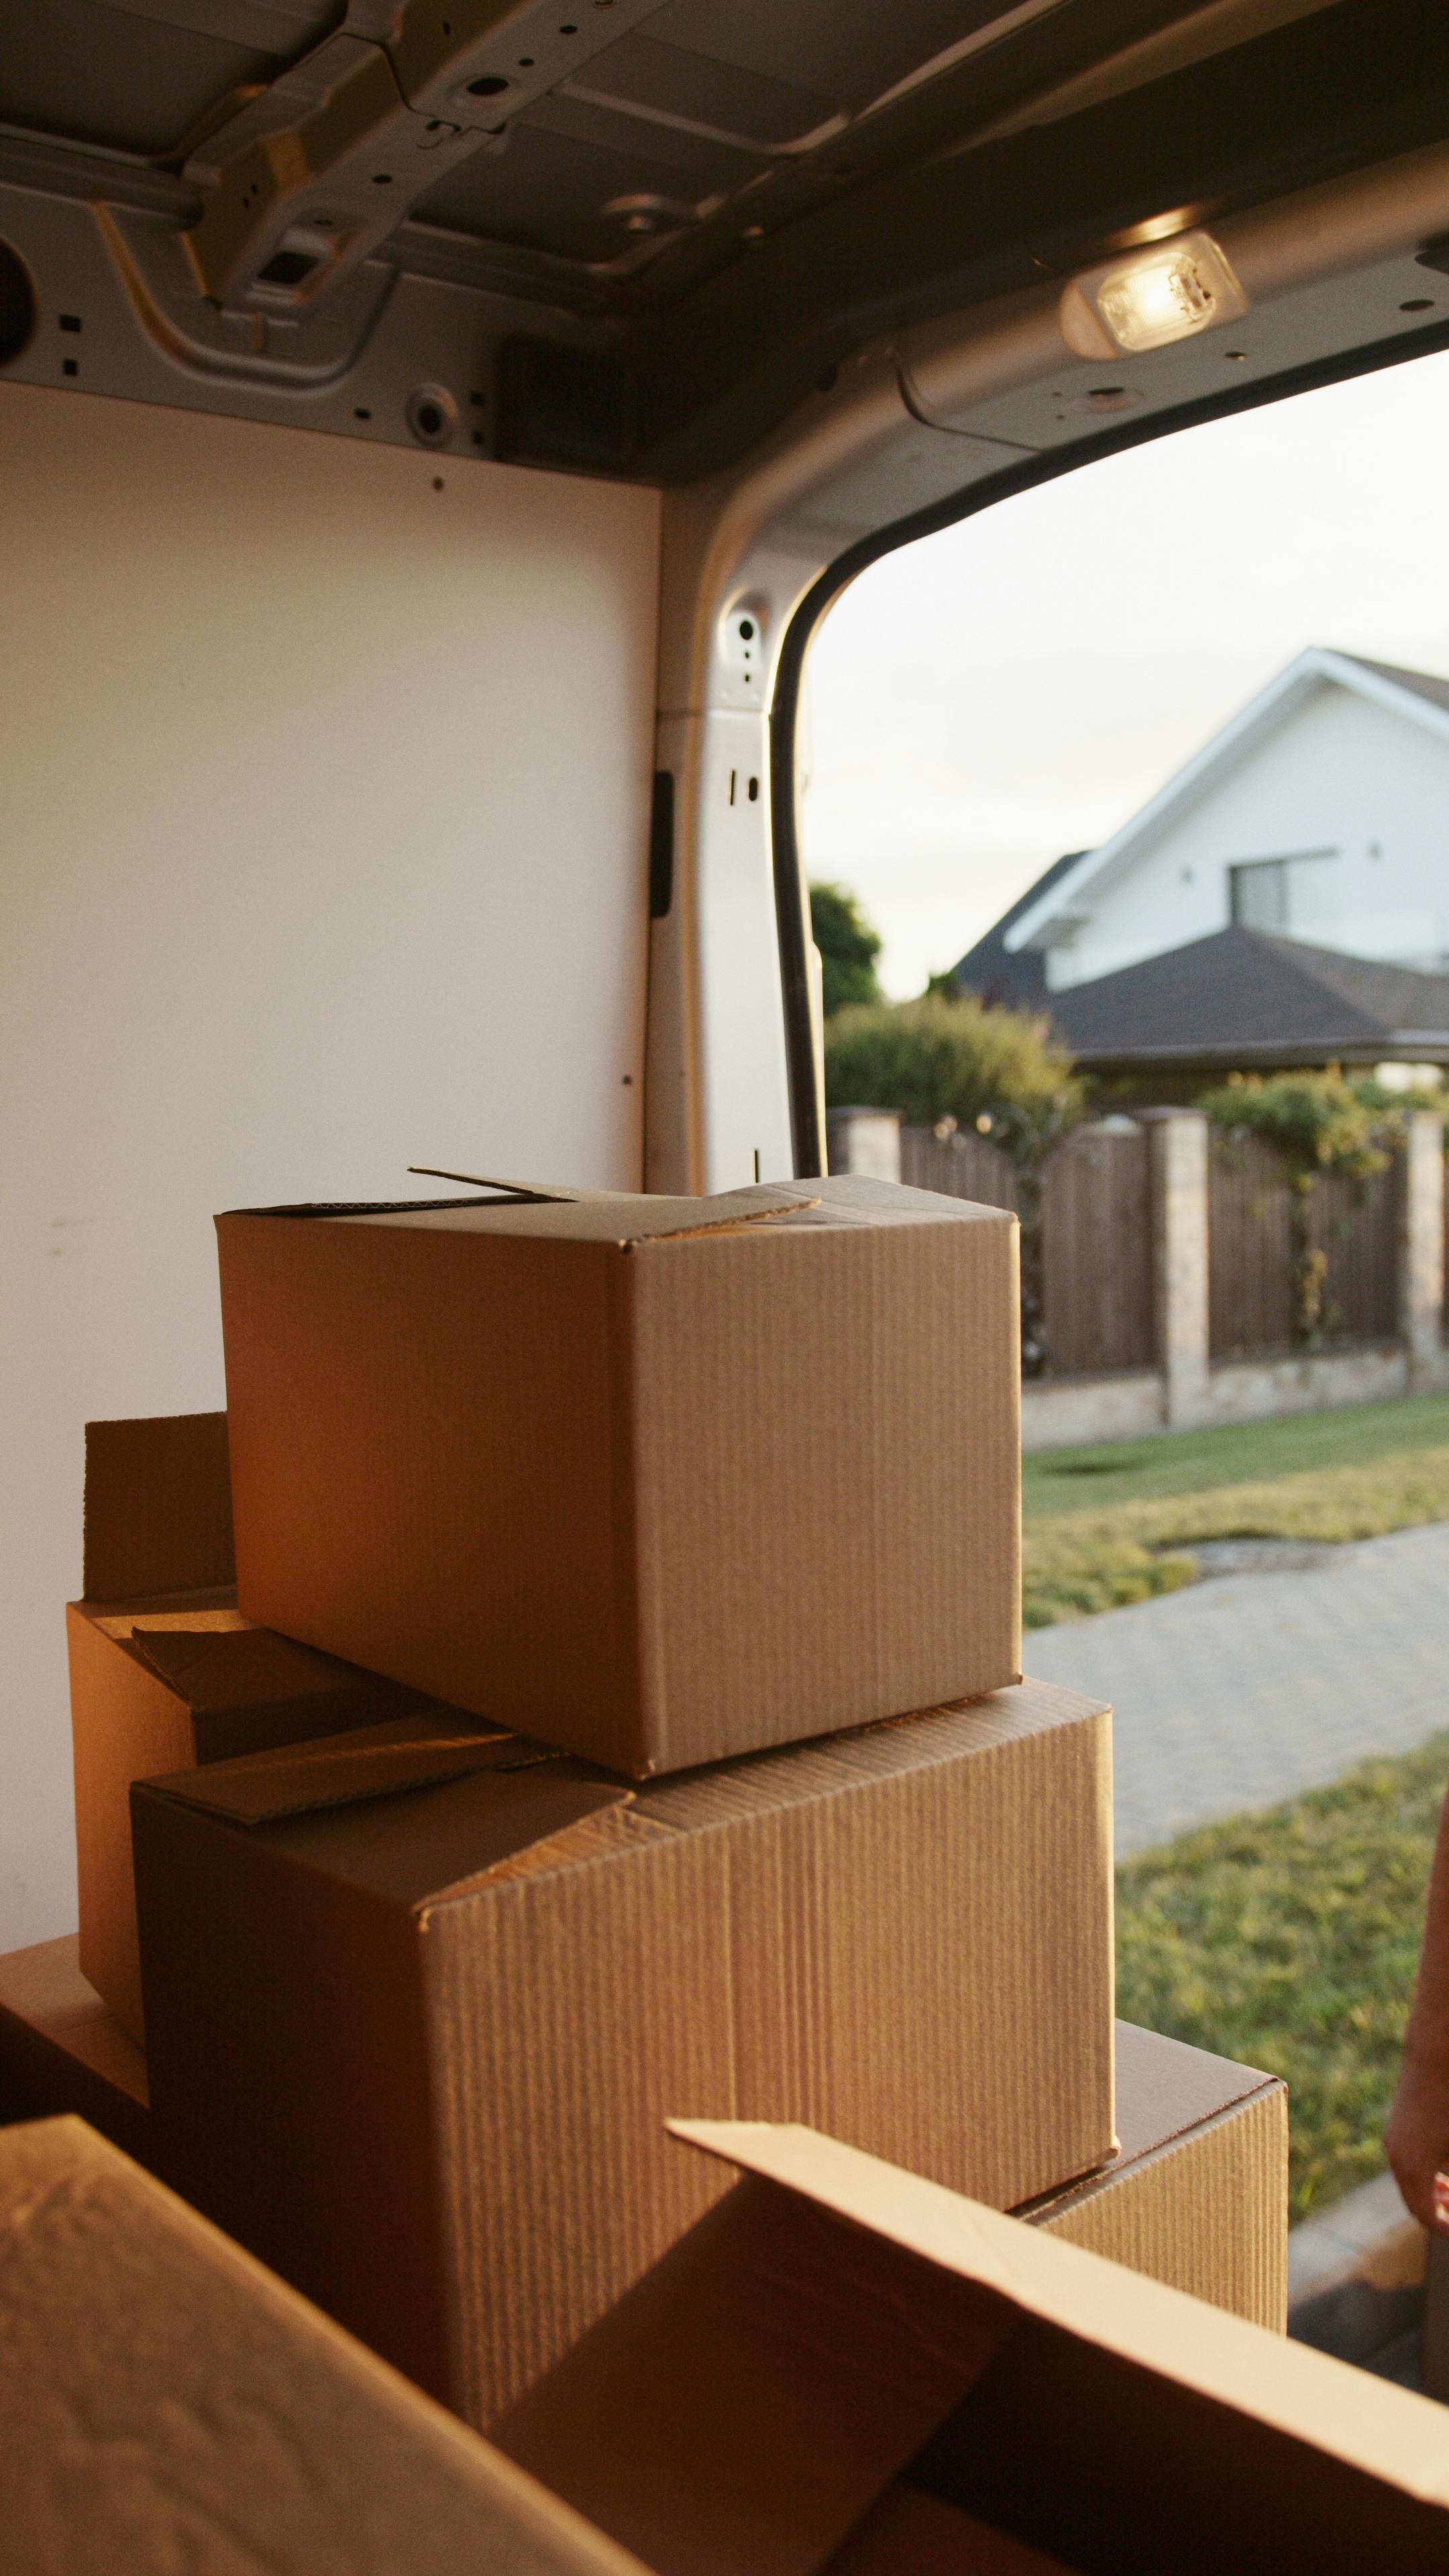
<box><xmin>2</xmin><ymin>0</ymin><xmax>1447</xmax><ymax>1984</ymax></box>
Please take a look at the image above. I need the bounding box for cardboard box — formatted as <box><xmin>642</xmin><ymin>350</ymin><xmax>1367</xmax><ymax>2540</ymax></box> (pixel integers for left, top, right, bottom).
<box><xmin>133</xmin><ymin>1677</ymin><xmax>1114</xmax><ymax>2426</ymax></box>
<box><xmin>494</xmin><ymin>2121</ymin><xmax>1449</xmax><ymax>2576</ymax></box>
<box><xmin>215</xmin><ymin>1175</ymin><xmax>1021</xmax><ymax>1776</ymax></box>
<box><xmin>0</xmin><ymin>2118</ymin><xmax>648</xmax><ymax>2576</ymax></box>
<box><xmin>1022</xmin><ymin>2021</ymin><xmax>1288</xmax><ymax>2330</ymax></box>
<box><xmin>0</xmin><ymin>1934</ymin><xmax>151</xmax><ymax>2169</ymax></box>
<box><xmin>69</xmin><ymin>1411</ymin><xmax>441</xmax><ymax>2042</ymax></box>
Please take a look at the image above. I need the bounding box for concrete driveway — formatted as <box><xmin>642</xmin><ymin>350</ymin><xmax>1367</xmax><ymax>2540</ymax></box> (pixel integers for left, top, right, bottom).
<box><xmin>1023</xmin><ymin>1520</ymin><xmax>1449</xmax><ymax>1856</ymax></box>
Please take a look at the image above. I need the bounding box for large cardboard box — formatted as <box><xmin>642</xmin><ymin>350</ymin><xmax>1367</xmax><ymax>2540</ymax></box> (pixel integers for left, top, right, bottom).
<box><xmin>215</xmin><ymin>1175</ymin><xmax>1021</xmax><ymax>1776</ymax></box>
<box><xmin>1024</xmin><ymin>2021</ymin><xmax>1288</xmax><ymax>2329</ymax></box>
<box><xmin>69</xmin><ymin>1411</ymin><xmax>435</xmax><ymax>2041</ymax></box>
<box><xmin>0</xmin><ymin>2118</ymin><xmax>648</xmax><ymax>2576</ymax></box>
<box><xmin>0</xmin><ymin>1934</ymin><xmax>151</xmax><ymax>2169</ymax></box>
<box><xmin>495</xmin><ymin>2121</ymin><xmax>1449</xmax><ymax>2576</ymax></box>
<box><xmin>133</xmin><ymin>1678</ymin><xmax>1114</xmax><ymax>2426</ymax></box>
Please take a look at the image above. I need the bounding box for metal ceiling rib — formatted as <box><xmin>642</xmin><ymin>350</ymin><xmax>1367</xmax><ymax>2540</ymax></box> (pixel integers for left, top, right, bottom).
<box><xmin>0</xmin><ymin>0</ymin><xmax>1440</xmax><ymax>479</ymax></box>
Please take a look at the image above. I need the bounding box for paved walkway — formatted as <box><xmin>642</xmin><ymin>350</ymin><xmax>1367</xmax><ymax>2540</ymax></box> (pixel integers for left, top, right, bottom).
<box><xmin>1023</xmin><ymin>1520</ymin><xmax>1449</xmax><ymax>1856</ymax></box>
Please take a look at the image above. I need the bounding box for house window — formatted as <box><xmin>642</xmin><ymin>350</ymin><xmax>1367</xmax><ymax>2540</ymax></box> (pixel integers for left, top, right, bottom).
<box><xmin>1230</xmin><ymin>857</ymin><xmax>1288</xmax><ymax>929</ymax></box>
<box><xmin>1228</xmin><ymin>847</ymin><xmax>1339</xmax><ymax>934</ymax></box>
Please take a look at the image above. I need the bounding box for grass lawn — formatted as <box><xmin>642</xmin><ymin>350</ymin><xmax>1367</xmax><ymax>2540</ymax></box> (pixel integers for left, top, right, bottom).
<box><xmin>1116</xmin><ymin>1733</ymin><xmax>1449</xmax><ymax>2222</ymax></box>
<box><xmin>1022</xmin><ymin>1392</ymin><xmax>1449</xmax><ymax>1628</ymax></box>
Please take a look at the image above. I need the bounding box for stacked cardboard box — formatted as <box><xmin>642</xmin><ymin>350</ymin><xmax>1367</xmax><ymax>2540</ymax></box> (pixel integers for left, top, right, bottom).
<box><xmin>39</xmin><ymin>1173</ymin><xmax>1294</xmax><ymax>2510</ymax></box>
<box><xmin>68</xmin><ymin>1410</ymin><xmax>440</xmax><ymax>2041</ymax></box>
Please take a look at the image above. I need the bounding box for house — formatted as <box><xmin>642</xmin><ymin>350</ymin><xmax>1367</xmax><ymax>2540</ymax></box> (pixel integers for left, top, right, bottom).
<box><xmin>1044</xmin><ymin>922</ymin><xmax>1449</xmax><ymax>1093</ymax></box>
<box><xmin>955</xmin><ymin>649</ymin><xmax>1449</xmax><ymax>1004</ymax></box>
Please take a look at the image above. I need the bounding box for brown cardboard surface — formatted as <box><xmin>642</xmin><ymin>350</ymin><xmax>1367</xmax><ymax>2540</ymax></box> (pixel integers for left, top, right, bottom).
<box><xmin>1020</xmin><ymin>2022</ymin><xmax>1289</xmax><ymax>2330</ymax></box>
<box><xmin>68</xmin><ymin>1593</ymin><xmax>438</xmax><ymax>2044</ymax></box>
<box><xmin>818</xmin><ymin>2487</ymin><xmax>1075</xmax><ymax>2574</ymax></box>
<box><xmin>216</xmin><ymin>1173</ymin><xmax>1021</xmax><ymax>1775</ymax></box>
<box><xmin>0</xmin><ymin>2118</ymin><xmax>649</xmax><ymax>2576</ymax></box>
<box><xmin>69</xmin><ymin>1410</ymin><xmax>464</xmax><ymax>2041</ymax></box>
<box><xmin>0</xmin><ymin>1935</ymin><xmax>151</xmax><ymax>2168</ymax></box>
<box><xmin>82</xmin><ymin>1409</ymin><xmax>235</xmax><ymax>1601</ymax></box>
<box><xmin>495</xmin><ymin>2121</ymin><xmax>1449</xmax><ymax>2576</ymax></box>
<box><xmin>134</xmin><ymin>1676</ymin><xmax>1114</xmax><ymax>2425</ymax></box>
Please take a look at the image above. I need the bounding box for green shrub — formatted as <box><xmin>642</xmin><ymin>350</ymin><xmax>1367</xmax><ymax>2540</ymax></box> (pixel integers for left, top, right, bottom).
<box><xmin>823</xmin><ymin>992</ymin><xmax>1080</xmax><ymax>1159</ymax></box>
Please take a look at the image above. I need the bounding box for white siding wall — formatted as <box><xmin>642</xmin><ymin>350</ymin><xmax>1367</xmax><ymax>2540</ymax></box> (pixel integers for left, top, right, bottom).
<box><xmin>1047</xmin><ymin>682</ymin><xmax>1449</xmax><ymax>989</ymax></box>
<box><xmin>0</xmin><ymin>382</ymin><xmax>661</xmax><ymax>1951</ymax></box>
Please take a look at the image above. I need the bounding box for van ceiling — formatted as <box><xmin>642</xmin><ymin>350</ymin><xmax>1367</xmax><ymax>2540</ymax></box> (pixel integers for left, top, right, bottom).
<box><xmin>1</xmin><ymin>0</ymin><xmax>1446</xmax><ymax>478</ymax></box>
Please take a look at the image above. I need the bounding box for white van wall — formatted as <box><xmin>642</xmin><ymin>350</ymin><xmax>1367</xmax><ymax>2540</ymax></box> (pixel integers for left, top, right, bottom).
<box><xmin>0</xmin><ymin>382</ymin><xmax>661</xmax><ymax>1953</ymax></box>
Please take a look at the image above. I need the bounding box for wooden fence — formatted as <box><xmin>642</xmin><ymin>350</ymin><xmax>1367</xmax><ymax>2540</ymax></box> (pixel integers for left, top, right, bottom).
<box><xmin>1040</xmin><ymin>1122</ymin><xmax>1155</xmax><ymax>1375</ymax></box>
<box><xmin>1208</xmin><ymin>1134</ymin><xmax>1399</xmax><ymax>1359</ymax></box>
<box><xmin>901</xmin><ymin>1118</ymin><xmax>1402</xmax><ymax>1377</ymax></box>
<box><xmin>899</xmin><ymin>1124</ymin><xmax>1016</xmax><ymax>1210</ymax></box>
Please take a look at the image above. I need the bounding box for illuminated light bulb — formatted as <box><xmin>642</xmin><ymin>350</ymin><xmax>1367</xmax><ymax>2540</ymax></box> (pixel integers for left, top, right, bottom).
<box><xmin>1059</xmin><ymin>229</ymin><xmax>1248</xmax><ymax>360</ymax></box>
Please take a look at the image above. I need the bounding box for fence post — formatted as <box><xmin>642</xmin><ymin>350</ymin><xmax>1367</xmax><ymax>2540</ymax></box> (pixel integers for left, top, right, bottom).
<box><xmin>1399</xmin><ymin>1108</ymin><xmax>1445</xmax><ymax>1391</ymax></box>
<box><xmin>826</xmin><ymin>1106</ymin><xmax>902</xmax><ymax>1183</ymax></box>
<box><xmin>1140</xmin><ymin>1110</ymin><xmax>1210</xmax><ymax>1428</ymax></box>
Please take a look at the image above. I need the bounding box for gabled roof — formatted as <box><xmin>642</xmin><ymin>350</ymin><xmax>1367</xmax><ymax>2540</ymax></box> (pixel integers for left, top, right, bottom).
<box><xmin>1048</xmin><ymin>924</ymin><xmax>1449</xmax><ymax>1067</ymax></box>
<box><xmin>949</xmin><ymin>851</ymin><xmax>1087</xmax><ymax>1006</ymax></box>
<box><xmin>1004</xmin><ymin>648</ymin><xmax>1449</xmax><ymax>957</ymax></box>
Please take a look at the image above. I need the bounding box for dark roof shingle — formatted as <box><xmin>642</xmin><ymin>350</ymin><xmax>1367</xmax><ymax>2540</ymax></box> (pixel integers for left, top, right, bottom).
<box><xmin>1049</xmin><ymin>926</ymin><xmax>1449</xmax><ymax>1065</ymax></box>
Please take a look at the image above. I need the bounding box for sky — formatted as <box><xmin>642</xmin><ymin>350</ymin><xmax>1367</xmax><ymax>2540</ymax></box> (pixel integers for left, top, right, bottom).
<box><xmin>800</xmin><ymin>343</ymin><xmax>1449</xmax><ymax>1000</ymax></box>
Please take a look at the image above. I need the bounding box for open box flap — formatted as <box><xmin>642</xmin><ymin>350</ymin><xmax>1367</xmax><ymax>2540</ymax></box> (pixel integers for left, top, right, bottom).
<box><xmin>669</xmin><ymin>2122</ymin><xmax>1449</xmax><ymax>2513</ymax></box>
<box><xmin>228</xmin><ymin>1177</ymin><xmax>823</xmax><ymax>1246</ymax></box>
<box><xmin>494</xmin><ymin>2133</ymin><xmax>1012</xmax><ymax>2576</ymax></box>
<box><xmin>126</xmin><ymin>1621</ymin><xmax>407</xmax><ymax>1716</ymax></box>
<box><xmin>142</xmin><ymin>1713</ymin><xmax>561</xmax><ymax>1825</ymax></box>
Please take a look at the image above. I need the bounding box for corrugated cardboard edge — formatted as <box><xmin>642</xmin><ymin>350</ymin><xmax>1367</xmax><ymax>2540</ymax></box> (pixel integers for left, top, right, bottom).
<box><xmin>0</xmin><ymin>2118</ymin><xmax>653</xmax><ymax>2576</ymax></box>
<box><xmin>1032</xmin><ymin>2083</ymin><xmax>1289</xmax><ymax>2332</ymax></box>
<box><xmin>667</xmin><ymin>2123</ymin><xmax>1449</xmax><ymax>2507</ymax></box>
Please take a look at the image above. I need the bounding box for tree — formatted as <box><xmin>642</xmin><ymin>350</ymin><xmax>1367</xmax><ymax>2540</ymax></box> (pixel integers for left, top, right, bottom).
<box><xmin>810</xmin><ymin>881</ymin><xmax>881</xmax><ymax>1017</ymax></box>
<box><xmin>1199</xmin><ymin>1069</ymin><xmax>1399</xmax><ymax>1347</ymax></box>
<box><xmin>824</xmin><ymin>994</ymin><xmax>1083</xmax><ymax>1370</ymax></box>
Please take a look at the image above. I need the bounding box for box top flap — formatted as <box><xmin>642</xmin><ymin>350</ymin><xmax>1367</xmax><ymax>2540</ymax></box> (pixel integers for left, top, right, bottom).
<box><xmin>126</xmin><ymin>1622</ymin><xmax>404</xmax><ymax>1717</ymax></box>
<box><xmin>220</xmin><ymin>1177</ymin><xmax>820</xmax><ymax>1246</ymax></box>
<box><xmin>217</xmin><ymin>1174</ymin><xmax>1013</xmax><ymax>1247</ymax></box>
<box><xmin>143</xmin><ymin>1713</ymin><xmax>546</xmax><ymax>1824</ymax></box>
<box><xmin>138</xmin><ymin>1717</ymin><xmax>633</xmax><ymax>1902</ymax></box>
<box><xmin>83</xmin><ymin>1412</ymin><xmax>235</xmax><ymax>1602</ymax></box>
<box><xmin>668</xmin><ymin>2123</ymin><xmax>1449</xmax><ymax>2511</ymax></box>
<box><xmin>1108</xmin><ymin>2020</ymin><xmax>1278</xmax><ymax>2167</ymax></box>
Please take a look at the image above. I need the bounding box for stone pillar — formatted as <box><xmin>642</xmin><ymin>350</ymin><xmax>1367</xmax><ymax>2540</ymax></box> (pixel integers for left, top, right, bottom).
<box><xmin>1399</xmin><ymin>1108</ymin><xmax>1445</xmax><ymax>1392</ymax></box>
<box><xmin>826</xmin><ymin>1106</ymin><xmax>902</xmax><ymax>1183</ymax></box>
<box><xmin>1140</xmin><ymin>1110</ymin><xmax>1210</xmax><ymax>1428</ymax></box>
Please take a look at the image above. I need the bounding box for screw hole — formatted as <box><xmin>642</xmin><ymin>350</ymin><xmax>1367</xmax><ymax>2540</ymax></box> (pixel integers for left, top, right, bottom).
<box><xmin>433</xmin><ymin>476</ymin><xmax>444</xmax><ymax>491</ymax></box>
<box><xmin>62</xmin><ymin>356</ymin><xmax>78</xmax><ymax>377</ymax></box>
<box><xmin>58</xmin><ymin>313</ymin><xmax>81</xmax><ymax>333</ymax></box>
<box><xmin>372</xmin><ymin>172</ymin><xmax>393</xmax><ymax>186</ymax></box>
<box><xmin>1402</xmin><ymin>297</ymin><xmax>1435</xmax><ymax>312</ymax></box>
<box><xmin>354</xmin><ymin>406</ymin><xmax>372</xmax><ymax>420</ymax></box>
<box><xmin>747</xmin><ymin>777</ymin><xmax>759</xmax><ymax>802</ymax></box>
<box><xmin>468</xmin><ymin>74</ymin><xmax>508</xmax><ymax>95</ymax></box>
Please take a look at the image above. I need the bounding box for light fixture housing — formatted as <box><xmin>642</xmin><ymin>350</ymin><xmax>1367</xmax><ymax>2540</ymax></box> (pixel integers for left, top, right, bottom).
<box><xmin>1059</xmin><ymin>229</ymin><xmax>1248</xmax><ymax>359</ymax></box>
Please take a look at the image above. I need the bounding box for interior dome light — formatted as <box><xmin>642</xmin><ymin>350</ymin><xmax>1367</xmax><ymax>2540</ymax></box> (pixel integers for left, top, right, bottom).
<box><xmin>1059</xmin><ymin>230</ymin><xmax>1248</xmax><ymax>359</ymax></box>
